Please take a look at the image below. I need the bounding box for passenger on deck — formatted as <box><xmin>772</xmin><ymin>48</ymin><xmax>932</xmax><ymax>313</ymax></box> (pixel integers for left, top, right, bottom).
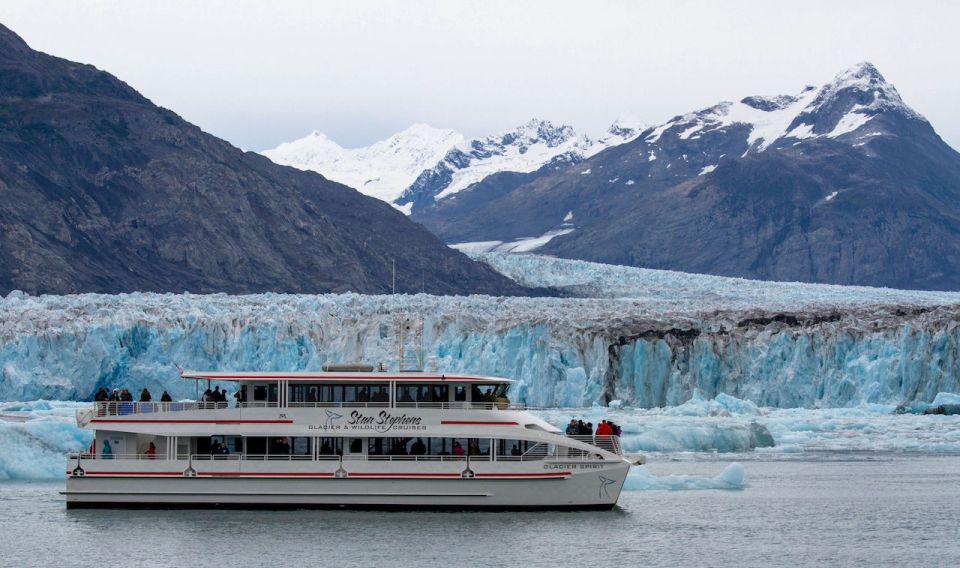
<box><xmin>566</xmin><ymin>419</ymin><xmax>578</xmax><ymax>435</ymax></box>
<box><xmin>120</xmin><ymin>388</ymin><xmax>133</xmax><ymax>402</ymax></box>
<box><xmin>467</xmin><ymin>440</ymin><xmax>481</xmax><ymax>456</ymax></box>
<box><xmin>160</xmin><ymin>391</ymin><xmax>173</xmax><ymax>403</ymax></box>
<box><xmin>139</xmin><ymin>388</ymin><xmax>152</xmax><ymax>402</ymax></box>
<box><xmin>410</xmin><ymin>438</ymin><xmax>426</xmax><ymax>455</ymax></box>
<box><xmin>357</xmin><ymin>387</ymin><xmax>370</xmax><ymax>402</ymax></box>
<box><xmin>109</xmin><ymin>389</ymin><xmax>120</xmax><ymax>402</ymax></box>
<box><xmin>452</xmin><ymin>440</ymin><xmax>465</xmax><ymax>457</ymax></box>
<box><xmin>94</xmin><ymin>388</ymin><xmax>109</xmax><ymax>402</ymax></box>
<box><xmin>145</xmin><ymin>442</ymin><xmax>157</xmax><ymax>459</ymax></box>
<box><xmin>102</xmin><ymin>439</ymin><xmax>113</xmax><ymax>459</ymax></box>
<box><xmin>596</xmin><ymin>420</ymin><xmax>614</xmax><ymax>436</ymax></box>
<box><xmin>202</xmin><ymin>388</ymin><xmax>213</xmax><ymax>406</ymax></box>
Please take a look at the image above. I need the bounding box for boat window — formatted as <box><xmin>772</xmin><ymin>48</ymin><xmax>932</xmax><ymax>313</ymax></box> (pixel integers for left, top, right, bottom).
<box><xmin>396</xmin><ymin>383</ymin><xmax>448</xmax><ymax>405</ymax></box>
<box><xmin>268</xmin><ymin>384</ymin><xmax>279</xmax><ymax>403</ymax></box>
<box><xmin>253</xmin><ymin>385</ymin><xmax>267</xmax><ymax>401</ymax></box>
<box><xmin>454</xmin><ymin>385</ymin><xmax>467</xmax><ymax>402</ymax></box>
<box><xmin>291</xmin><ymin>437</ymin><xmax>311</xmax><ymax>457</ymax></box>
<box><xmin>368</xmin><ymin>384</ymin><xmax>389</xmax><ymax>403</ymax></box>
<box><xmin>497</xmin><ymin>439</ymin><xmax>533</xmax><ymax>457</ymax></box>
<box><xmin>467</xmin><ymin>438</ymin><xmax>489</xmax><ymax>456</ymax></box>
<box><xmin>471</xmin><ymin>384</ymin><xmax>497</xmax><ymax>402</ymax></box>
<box><xmin>317</xmin><ymin>437</ymin><xmax>341</xmax><ymax>456</ymax></box>
<box><xmin>344</xmin><ymin>385</ymin><xmax>359</xmax><ymax>402</ymax></box>
<box><xmin>290</xmin><ymin>384</ymin><xmax>321</xmax><ymax>403</ymax></box>
<box><xmin>246</xmin><ymin>437</ymin><xmax>267</xmax><ymax>456</ymax></box>
<box><xmin>347</xmin><ymin>438</ymin><xmax>364</xmax><ymax>454</ymax></box>
<box><xmin>269</xmin><ymin>437</ymin><xmax>292</xmax><ymax>456</ymax></box>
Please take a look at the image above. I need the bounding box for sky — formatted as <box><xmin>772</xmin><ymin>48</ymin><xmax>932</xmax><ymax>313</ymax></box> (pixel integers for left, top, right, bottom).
<box><xmin>1</xmin><ymin>0</ymin><xmax>958</xmax><ymax>151</ymax></box>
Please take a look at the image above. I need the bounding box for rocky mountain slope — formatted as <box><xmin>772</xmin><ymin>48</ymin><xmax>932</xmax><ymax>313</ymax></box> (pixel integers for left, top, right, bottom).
<box><xmin>414</xmin><ymin>63</ymin><xmax>960</xmax><ymax>291</ymax></box>
<box><xmin>0</xmin><ymin>23</ymin><xmax>527</xmax><ymax>296</ymax></box>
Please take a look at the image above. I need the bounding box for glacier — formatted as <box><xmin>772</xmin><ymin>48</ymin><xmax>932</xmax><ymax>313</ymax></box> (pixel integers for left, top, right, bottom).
<box><xmin>3</xmin><ymin>251</ymin><xmax>960</xmax><ymax>408</ymax></box>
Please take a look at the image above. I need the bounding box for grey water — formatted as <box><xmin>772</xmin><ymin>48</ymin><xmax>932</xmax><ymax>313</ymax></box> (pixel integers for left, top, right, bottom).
<box><xmin>3</xmin><ymin>455</ymin><xmax>959</xmax><ymax>568</ymax></box>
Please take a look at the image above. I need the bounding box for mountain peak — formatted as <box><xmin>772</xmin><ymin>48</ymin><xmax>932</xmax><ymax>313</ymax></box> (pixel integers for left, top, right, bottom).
<box><xmin>809</xmin><ymin>61</ymin><xmax>920</xmax><ymax>119</ymax></box>
<box><xmin>0</xmin><ymin>23</ymin><xmax>31</xmax><ymax>58</ymax></box>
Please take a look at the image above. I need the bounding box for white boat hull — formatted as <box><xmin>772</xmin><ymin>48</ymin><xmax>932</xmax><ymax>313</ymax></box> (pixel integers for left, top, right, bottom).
<box><xmin>64</xmin><ymin>461</ymin><xmax>630</xmax><ymax>510</ymax></box>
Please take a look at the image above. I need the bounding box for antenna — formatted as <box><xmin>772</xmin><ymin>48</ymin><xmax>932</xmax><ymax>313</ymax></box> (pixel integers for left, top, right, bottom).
<box><xmin>397</xmin><ymin>315</ymin><xmax>424</xmax><ymax>372</ymax></box>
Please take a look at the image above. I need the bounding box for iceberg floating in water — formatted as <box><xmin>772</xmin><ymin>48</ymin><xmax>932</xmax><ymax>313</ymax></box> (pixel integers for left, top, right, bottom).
<box><xmin>0</xmin><ymin>401</ymin><xmax>92</xmax><ymax>480</ymax></box>
<box><xmin>623</xmin><ymin>463</ymin><xmax>745</xmax><ymax>491</ymax></box>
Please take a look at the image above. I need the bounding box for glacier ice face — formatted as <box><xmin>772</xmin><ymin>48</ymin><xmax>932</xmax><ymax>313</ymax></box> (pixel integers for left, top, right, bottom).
<box><xmin>3</xmin><ymin>246</ymin><xmax>960</xmax><ymax>409</ymax></box>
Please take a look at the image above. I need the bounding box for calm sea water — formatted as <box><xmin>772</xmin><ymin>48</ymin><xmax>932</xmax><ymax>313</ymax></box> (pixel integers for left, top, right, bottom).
<box><xmin>3</xmin><ymin>454</ymin><xmax>959</xmax><ymax>568</ymax></box>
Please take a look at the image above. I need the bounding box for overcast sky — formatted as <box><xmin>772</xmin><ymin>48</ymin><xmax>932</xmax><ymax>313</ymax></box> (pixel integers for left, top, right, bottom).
<box><xmin>2</xmin><ymin>0</ymin><xmax>958</xmax><ymax>151</ymax></box>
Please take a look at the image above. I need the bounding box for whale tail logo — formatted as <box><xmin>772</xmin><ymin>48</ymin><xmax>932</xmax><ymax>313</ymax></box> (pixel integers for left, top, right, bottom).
<box><xmin>598</xmin><ymin>475</ymin><xmax>617</xmax><ymax>499</ymax></box>
<box><xmin>323</xmin><ymin>409</ymin><xmax>343</xmax><ymax>429</ymax></box>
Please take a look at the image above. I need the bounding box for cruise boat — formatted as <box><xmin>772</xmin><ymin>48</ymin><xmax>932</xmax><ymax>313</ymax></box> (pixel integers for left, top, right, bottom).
<box><xmin>64</xmin><ymin>366</ymin><xmax>635</xmax><ymax>509</ymax></box>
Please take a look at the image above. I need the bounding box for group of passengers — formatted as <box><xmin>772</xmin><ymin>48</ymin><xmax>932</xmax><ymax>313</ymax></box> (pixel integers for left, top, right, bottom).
<box><xmin>201</xmin><ymin>386</ymin><xmax>232</xmax><ymax>408</ymax></box>
<box><xmin>210</xmin><ymin>441</ymin><xmax>232</xmax><ymax>457</ymax></box>
<box><xmin>565</xmin><ymin>418</ymin><xmax>622</xmax><ymax>437</ymax></box>
<box><xmin>93</xmin><ymin>387</ymin><xmax>174</xmax><ymax>415</ymax></box>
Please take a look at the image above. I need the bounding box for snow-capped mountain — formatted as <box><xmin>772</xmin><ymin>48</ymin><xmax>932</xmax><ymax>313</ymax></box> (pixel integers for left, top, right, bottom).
<box><xmin>262</xmin><ymin>123</ymin><xmax>463</xmax><ymax>204</ymax></box>
<box><xmin>263</xmin><ymin>118</ymin><xmax>643</xmax><ymax>213</ymax></box>
<box><xmin>413</xmin><ymin>62</ymin><xmax>960</xmax><ymax>291</ymax></box>
<box><xmin>395</xmin><ymin>118</ymin><xmax>643</xmax><ymax>213</ymax></box>
<box><xmin>642</xmin><ymin>62</ymin><xmax>922</xmax><ymax>153</ymax></box>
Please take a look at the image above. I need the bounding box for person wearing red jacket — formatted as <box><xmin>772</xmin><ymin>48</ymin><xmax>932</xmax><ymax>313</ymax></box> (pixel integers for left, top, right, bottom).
<box><xmin>596</xmin><ymin>420</ymin><xmax>614</xmax><ymax>436</ymax></box>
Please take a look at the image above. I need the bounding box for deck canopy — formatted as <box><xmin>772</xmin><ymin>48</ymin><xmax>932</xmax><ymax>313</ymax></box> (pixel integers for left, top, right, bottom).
<box><xmin>180</xmin><ymin>371</ymin><xmax>515</xmax><ymax>384</ymax></box>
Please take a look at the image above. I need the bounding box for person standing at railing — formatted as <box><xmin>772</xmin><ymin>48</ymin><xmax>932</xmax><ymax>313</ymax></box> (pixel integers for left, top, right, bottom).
<box><xmin>94</xmin><ymin>388</ymin><xmax>109</xmax><ymax>416</ymax></box>
<box><xmin>145</xmin><ymin>442</ymin><xmax>157</xmax><ymax>460</ymax></box>
<box><xmin>596</xmin><ymin>420</ymin><xmax>614</xmax><ymax>437</ymax></box>
<box><xmin>565</xmin><ymin>419</ymin><xmax>578</xmax><ymax>435</ymax></box>
<box><xmin>139</xmin><ymin>388</ymin><xmax>152</xmax><ymax>403</ymax></box>
<box><xmin>160</xmin><ymin>391</ymin><xmax>172</xmax><ymax>403</ymax></box>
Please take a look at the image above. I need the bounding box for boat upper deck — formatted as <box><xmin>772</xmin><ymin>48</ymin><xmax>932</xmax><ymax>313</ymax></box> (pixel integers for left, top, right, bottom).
<box><xmin>181</xmin><ymin>370</ymin><xmax>515</xmax><ymax>384</ymax></box>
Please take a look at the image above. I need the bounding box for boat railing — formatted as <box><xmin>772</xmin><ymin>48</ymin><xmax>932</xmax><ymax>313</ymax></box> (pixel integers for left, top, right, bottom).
<box><xmin>90</xmin><ymin>400</ymin><xmax>528</xmax><ymax>416</ymax></box>
<box><xmin>394</xmin><ymin>401</ymin><xmax>526</xmax><ymax>410</ymax></box>
<box><xmin>563</xmin><ymin>434</ymin><xmax>622</xmax><ymax>456</ymax></box>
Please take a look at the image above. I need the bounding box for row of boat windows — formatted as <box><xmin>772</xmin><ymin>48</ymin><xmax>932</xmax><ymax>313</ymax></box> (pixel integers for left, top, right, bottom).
<box><xmin>246</xmin><ymin>383</ymin><xmax>511</xmax><ymax>404</ymax></box>
<box><xmin>195</xmin><ymin>436</ymin><xmax>534</xmax><ymax>457</ymax></box>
